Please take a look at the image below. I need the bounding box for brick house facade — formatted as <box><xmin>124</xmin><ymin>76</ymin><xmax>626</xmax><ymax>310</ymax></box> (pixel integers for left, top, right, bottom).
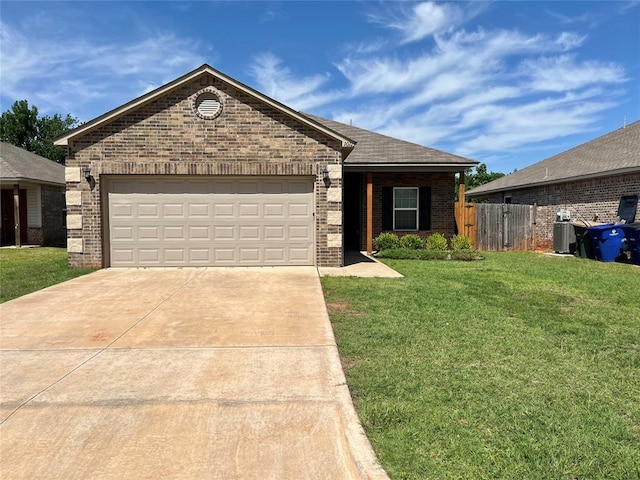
<box><xmin>467</xmin><ymin>122</ymin><xmax>640</xmax><ymax>250</ymax></box>
<box><xmin>484</xmin><ymin>172</ymin><xmax>640</xmax><ymax>250</ymax></box>
<box><xmin>56</xmin><ymin>65</ymin><xmax>477</xmax><ymax>268</ymax></box>
<box><xmin>1</xmin><ymin>142</ymin><xmax>66</xmax><ymax>247</ymax></box>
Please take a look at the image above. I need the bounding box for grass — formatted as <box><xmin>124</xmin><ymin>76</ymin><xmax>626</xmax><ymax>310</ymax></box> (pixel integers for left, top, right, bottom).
<box><xmin>322</xmin><ymin>252</ymin><xmax>640</xmax><ymax>480</ymax></box>
<box><xmin>0</xmin><ymin>247</ymin><xmax>97</xmax><ymax>303</ymax></box>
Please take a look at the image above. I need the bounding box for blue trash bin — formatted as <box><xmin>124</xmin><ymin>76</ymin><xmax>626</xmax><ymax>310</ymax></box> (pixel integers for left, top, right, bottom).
<box><xmin>587</xmin><ymin>224</ymin><xmax>626</xmax><ymax>262</ymax></box>
<box><xmin>621</xmin><ymin>223</ymin><xmax>640</xmax><ymax>265</ymax></box>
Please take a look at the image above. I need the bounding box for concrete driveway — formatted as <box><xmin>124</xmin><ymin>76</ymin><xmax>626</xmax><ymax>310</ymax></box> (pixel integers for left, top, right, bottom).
<box><xmin>0</xmin><ymin>267</ymin><xmax>388</xmax><ymax>479</ymax></box>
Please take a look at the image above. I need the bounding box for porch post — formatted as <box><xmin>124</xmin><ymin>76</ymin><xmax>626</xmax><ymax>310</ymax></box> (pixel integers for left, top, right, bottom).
<box><xmin>366</xmin><ymin>172</ymin><xmax>373</xmax><ymax>253</ymax></box>
<box><xmin>13</xmin><ymin>184</ymin><xmax>21</xmax><ymax>247</ymax></box>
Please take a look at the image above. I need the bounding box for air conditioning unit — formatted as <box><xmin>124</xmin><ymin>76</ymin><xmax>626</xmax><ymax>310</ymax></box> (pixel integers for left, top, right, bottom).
<box><xmin>554</xmin><ymin>222</ymin><xmax>576</xmax><ymax>254</ymax></box>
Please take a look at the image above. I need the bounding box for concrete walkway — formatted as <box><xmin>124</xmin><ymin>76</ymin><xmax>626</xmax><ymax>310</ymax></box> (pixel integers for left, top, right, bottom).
<box><xmin>0</xmin><ymin>267</ymin><xmax>388</xmax><ymax>479</ymax></box>
<box><xmin>319</xmin><ymin>251</ymin><xmax>403</xmax><ymax>278</ymax></box>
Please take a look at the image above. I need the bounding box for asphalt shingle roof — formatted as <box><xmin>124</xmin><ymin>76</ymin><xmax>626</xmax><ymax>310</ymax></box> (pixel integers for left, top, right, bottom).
<box><xmin>467</xmin><ymin>121</ymin><xmax>640</xmax><ymax>196</ymax></box>
<box><xmin>305</xmin><ymin>113</ymin><xmax>477</xmax><ymax>167</ymax></box>
<box><xmin>0</xmin><ymin>142</ymin><xmax>65</xmax><ymax>186</ymax></box>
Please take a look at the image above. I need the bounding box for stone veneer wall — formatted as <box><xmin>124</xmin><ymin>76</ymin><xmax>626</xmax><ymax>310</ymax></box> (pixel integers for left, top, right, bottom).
<box><xmin>486</xmin><ymin>172</ymin><xmax>640</xmax><ymax>250</ymax></box>
<box><xmin>358</xmin><ymin>172</ymin><xmax>457</xmax><ymax>249</ymax></box>
<box><xmin>65</xmin><ymin>74</ymin><xmax>343</xmax><ymax>267</ymax></box>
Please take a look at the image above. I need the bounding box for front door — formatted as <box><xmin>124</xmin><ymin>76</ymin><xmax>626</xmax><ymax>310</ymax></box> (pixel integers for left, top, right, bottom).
<box><xmin>1</xmin><ymin>189</ymin><xmax>28</xmax><ymax>246</ymax></box>
<box><xmin>343</xmin><ymin>172</ymin><xmax>362</xmax><ymax>250</ymax></box>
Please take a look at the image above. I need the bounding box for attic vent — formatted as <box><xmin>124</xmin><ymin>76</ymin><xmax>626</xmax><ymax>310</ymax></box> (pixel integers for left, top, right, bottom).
<box><xmin>194</xmin><ymin>91</ymin><xmax>223</xmax><ymax>119</ymax></box>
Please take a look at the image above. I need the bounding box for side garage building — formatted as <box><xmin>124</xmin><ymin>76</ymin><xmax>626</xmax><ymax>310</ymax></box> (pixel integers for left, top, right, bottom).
<box><xmin>56</xmin><ymin>64</ymin><xmax>353</xmax><ymax>268</ymax></box>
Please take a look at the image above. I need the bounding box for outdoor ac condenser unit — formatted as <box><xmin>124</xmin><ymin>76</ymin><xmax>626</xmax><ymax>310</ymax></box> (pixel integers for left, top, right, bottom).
<box><xmin>553</xmin><ymin>222</ymin><xmax>576</xmax><ymax>254</ymax></box>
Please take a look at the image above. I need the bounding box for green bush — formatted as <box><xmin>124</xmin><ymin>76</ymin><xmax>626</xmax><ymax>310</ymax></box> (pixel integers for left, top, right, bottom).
<box><xmin>373</xmin><ymin>232</ymin><xmax>400</xmax><ymax>251</ymax></box>
<box><xmin>375</xmin><ymin>249</ymin><xmax>483</xmax><ymax>261</ymax></box>
<box><xmin>425</xmin><ymin>232</ymin><xmax>448</xmax><ymax>251</ymax></box>
<box><xmin>451</xmin><ymin>234</ymin><xmax>473</xmax><ymax>251</ymax></box>
<box><xmin>399</xmin><ymin>234</ymin><xmax>424</xmax><ymax>250</ymax></box>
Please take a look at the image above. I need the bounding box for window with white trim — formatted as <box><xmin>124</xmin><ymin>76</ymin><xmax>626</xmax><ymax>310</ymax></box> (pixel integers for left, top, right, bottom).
<box><xmin>393</xmin><ymin>187</ymin><xmax>418</xmax><ymax>230</ymax></box>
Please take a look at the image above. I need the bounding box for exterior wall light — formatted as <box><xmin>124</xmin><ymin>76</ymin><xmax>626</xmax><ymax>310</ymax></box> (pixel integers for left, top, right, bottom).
<box><xmin>322</xmin><ymin>166</ymin><xmax>331</xmax><ymax>186</ymax></box>
<box><xmin>82</xmin><ymin>166</ymin><xmax>96</xmax><ymax>191</ymax></box>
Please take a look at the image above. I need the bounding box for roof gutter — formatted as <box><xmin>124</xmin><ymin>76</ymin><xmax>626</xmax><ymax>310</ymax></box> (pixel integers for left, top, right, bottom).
<box><xmin>466</xmin><ymin>166</ymin><xmax>640</xmax><ymax>197</ymax></box>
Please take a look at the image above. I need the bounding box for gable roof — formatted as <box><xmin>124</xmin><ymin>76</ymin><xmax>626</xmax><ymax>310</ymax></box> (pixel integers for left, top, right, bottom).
<box><xmin>306</xmin><ymin>113</ymin><xmax>478</xmax><ymax>170</ymax></box>
<box><xmin>467</xmin><ymin>121</ymin><xmax>640</xmax><ymax>197</ymax></box>
<box><xmin>0</xmin><ymin>142</ymin><xmax>65</xmax><ymax>186</ymax></box>
<box><xmin>54</xmin><ymin>64</ymin><xmax>355</xmax><ymax>154</ymax></box>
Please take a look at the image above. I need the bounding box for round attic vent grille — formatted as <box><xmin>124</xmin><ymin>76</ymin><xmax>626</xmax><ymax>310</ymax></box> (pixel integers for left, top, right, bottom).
<box><xmin>194</xmin><ymin>91</ymin><xmax>222</xmax><ymax>119</ymax></box>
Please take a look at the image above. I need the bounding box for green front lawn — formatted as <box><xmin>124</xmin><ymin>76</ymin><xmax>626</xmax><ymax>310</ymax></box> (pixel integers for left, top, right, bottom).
<box><xmin>0</xmin><ymin>247</ymin><xmax>97</xmax><ymax>303</ymax></box>
<box><xmin>322</xmin><ymin>252</ymin><xmax>640</xmax><ymax>480</ymax></box>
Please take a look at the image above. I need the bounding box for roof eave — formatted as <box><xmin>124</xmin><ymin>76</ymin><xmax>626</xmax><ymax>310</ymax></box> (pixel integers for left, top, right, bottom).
<box><xmin>54</xmin><ymin>64</ymin><xmax>355</xmax><ymax>149</ymax></box>
<box><xmin>0</xmin><ymin>177</ymin><xmax>65</xmax><ymax>187</ymax></box>
<box><xmin>344</xmin><ymin>162</ymin><xmax>477</xmax><ymax>172</ymax></box>
<box><xmin>466</xmin><ymin>166</ymin><xmax>640</xmax><ymax>197</ymax></box>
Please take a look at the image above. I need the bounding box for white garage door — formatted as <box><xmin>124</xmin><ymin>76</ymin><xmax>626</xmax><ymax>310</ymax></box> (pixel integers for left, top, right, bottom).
<box><xmin>107</xmin><ymin>177</ymin><xmax>315</xmax><ymax>267</ymax></box>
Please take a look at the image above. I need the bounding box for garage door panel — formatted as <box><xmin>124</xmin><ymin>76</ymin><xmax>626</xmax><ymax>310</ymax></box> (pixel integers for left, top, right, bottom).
<box><xmin>112</xmin><ymin>226</ymin><xmax>134</xmax><ymax>241</ymax></box>
<box><xmin>238</xmin><ymin>203</ymin><xmax>259</xmax><ymax>217</ymax></box>
<box><xmin>214</xmin><ymin>204</ymin><xmax>234</xmax><ymax>217</ymax></box>
<box><xmin>139</xmin><ymin>249</ymin><xmax>161</xmax><ymax>264</ymax></box>
<box><xmin>188</xmin><ymin>204</ymin><xmax>210</xmax><ymax>217</ymax></box>
<box><xmin>162</xmin><ymin>203</ymin><xmax>185</xmax><ymax>217</ymax></box>
<box><xmin>289</xmin><ymin>203</ymin><xmax>310</xmax><ymax>217</ymax></box>
<box><xmin>109</xmin><ymin>177</ymin><xmax>314</xmax><ymax>267</ymax></box>
<box><xmin>264</xmin><ymin>226</ymin><xmax>285</xmax><ymax>240</ymax></box>
<box><xmin>137</xmin><ymin>203</ymin><xmax>159</xmax><ymax>218</ymax></box>
<box><xmin>138</xmin><ymin>226</ymin><xmax>159</xmax><ymax>240</ymax></box>
<box><xmin>264</xmin><ymin>204</ymin><xmax>284</xmax><ymax>217</ymax></box>
<box><xmin>239</xmin><ymin>226</ymin><xmax>260</xmax><ymax>239</ymax></box>
<box><xmin>290</xmin><ymin>247</ymin><xmax>312</xmax><ymax>262</ymax></box>
<box><xmin>111</xmin><ymin>248</ymin><xmax>134</xmax><ymax>264</ymax></box>
<box><xmin>163</xmin><ymin>226</ymin><xmax>185</xmax><ymax>240</ymax></box>
<box><xmin>214</xmin><ymin>226</ymin><xmax>235</xmax><ymax>240</ymax></box>
<box><xmin>189</xmin><ymin>249</ymin><xmax>211</xmax><ymax>262</ymax></box>
<box><xmin>289</xmin><ymin>226</ymin><xmax>311</xmax><ymax>240</ymax></box>
<box><xmin>189</xmin><ymin>226</ymin><xmax>211</xmax><ymax>240</ymax></box>
<box><xmin>111</xmin><ymin>203</ymin><xmax>134</xmax><ymax>218</ymax></box>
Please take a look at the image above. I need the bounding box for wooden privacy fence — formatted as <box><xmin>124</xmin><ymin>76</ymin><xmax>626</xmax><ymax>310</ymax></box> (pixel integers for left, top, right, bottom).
<box><xmin>455</xmin><ymin>202</ymin><xmax>537</xmax><ymax>251</ymax></box>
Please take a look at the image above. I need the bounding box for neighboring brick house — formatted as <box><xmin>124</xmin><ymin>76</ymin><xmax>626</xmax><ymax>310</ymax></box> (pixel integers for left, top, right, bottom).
<box><xmin>465</xmin><ymin>122</ymin><xmax>640</xmax><ymax>250</ymax></box>
<box><xmin>54</xmin><ymin>64</ymin><xmax>477</xmax><ymax>268</ymax></box>
<box><xmin>0</xmin><ymin>142</ymin><xmax>66</xmax><ymax>247</ymax></box>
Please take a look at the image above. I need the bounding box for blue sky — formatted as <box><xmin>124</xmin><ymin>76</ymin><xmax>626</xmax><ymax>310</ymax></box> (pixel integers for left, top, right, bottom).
<box><xmin>1</xmin><ymin>1</ymin><xmax>638</xmax><ymax>172</ymax></box>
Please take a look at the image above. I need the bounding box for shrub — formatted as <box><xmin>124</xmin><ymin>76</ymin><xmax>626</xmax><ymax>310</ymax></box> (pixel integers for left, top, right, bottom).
<box><xmin>375</xmin><ymin>249</ymin><xmax>484</xmax><ymax>261</ymax></box>
<box><xmin>373</xmin><ymin>232</ymin><xmax>400</xmax><ymax>251</ymax></box>
<box><xmin>451</xmin><ymin>234</ymin><xmax>473</xmax><ymax>251</ymax></box>
<box><xmin>425</xmin><ymin>232</ymin><xmax>449</xmax><ymax>251</ymax></box>
<box><xmin>399</xmin><ymin>234</ymin><xmax>424</xmax><ymax>250</ymax></box>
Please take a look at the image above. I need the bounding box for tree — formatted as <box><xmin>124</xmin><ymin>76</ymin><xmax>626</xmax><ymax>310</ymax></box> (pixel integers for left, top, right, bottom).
<box><xmin>455</xmin><ymin>163</ymin><xmax>506</xmax><ymax>200</ymax></box>
<box><xmin>0</xmin><ymin>100</ymin><xmax>78</xmax><ymax>164</ymax></box>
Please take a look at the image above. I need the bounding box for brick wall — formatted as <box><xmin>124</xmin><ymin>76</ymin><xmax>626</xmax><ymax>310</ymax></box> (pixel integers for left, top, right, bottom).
<box><xmin>27</xmin><ymin>227</ymin><xmax>43</xmax><ymax>245</ymax></box>
<box><xmin>65</xmin><ymin>73</ymin><xmax>343</xmax><ymax>267</ymax></box>
<box><xmin>41</xmin><ymin>184</ymin><xmax>66</xmax><ymax>247</ymax></box>
<box><xmin>486</xmin><ymin>172</ymin><xmax>640</xmax><ymax>250</ymax></box>
<box><xmin>358</xmin><ymin>172</ymin><xmax>456</xmax><ymax>249</ymax></box>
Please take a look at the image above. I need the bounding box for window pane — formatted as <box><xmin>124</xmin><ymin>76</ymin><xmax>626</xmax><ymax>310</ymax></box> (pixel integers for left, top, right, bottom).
<box><xmin>395</xmin><ymin>189</ymin><xmax>417</xmax><ymax>208</ymax></box>
<box><xmin>395</xmin><ymin>210</ymin><xmax>417</xmax><ymax>230</ymax></box>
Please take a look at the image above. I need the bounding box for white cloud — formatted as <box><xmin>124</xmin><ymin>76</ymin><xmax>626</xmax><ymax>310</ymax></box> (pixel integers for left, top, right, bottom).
<box><xmin>522</xmin><ymin>55</ymin><xmax>626</xmax><ymax>92</ymax></box>
<box><xmin>248</xmin><ymin>52</ymin><xmax>342</xmax><ymax>111</ymax></box>
<box><xmin>0</xmin><ymin>20</ymin><xmax>207</xmax><ymax>118</ymax></box>
<box><xmin>369</xmin><ymin>1</ymin><xmax>485</xmax><ymax>44</ymax></box>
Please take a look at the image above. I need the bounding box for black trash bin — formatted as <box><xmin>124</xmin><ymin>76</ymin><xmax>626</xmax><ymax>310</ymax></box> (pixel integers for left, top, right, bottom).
<box><xmin>573</xmin><ymin>223</ymin><xmax>595</xmax><ymax>259</ymax></box>
<box><xmin>621</xmin><ymin>223</ymin><xmax>640</xmax><ymax>265</ymax></box>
